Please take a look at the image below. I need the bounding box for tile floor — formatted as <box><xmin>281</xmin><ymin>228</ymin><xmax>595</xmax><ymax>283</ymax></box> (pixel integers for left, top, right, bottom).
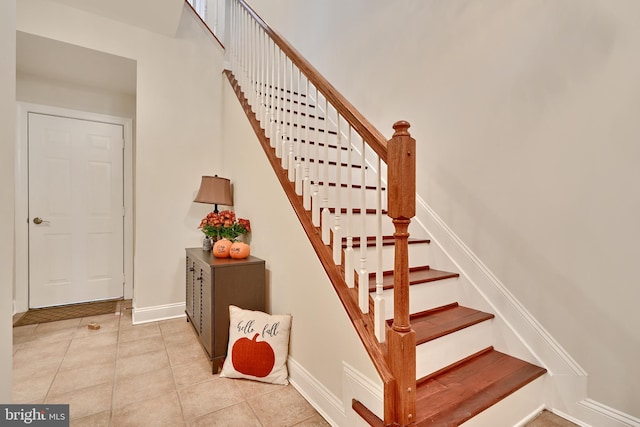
<box><xmin>12</xmin><ymin>304</ymin><xmax>330</xmax><ymax>426</ymax></box>
<box><xmin>12</xmin><ymin>303</ymin><xmax>577</xmax><ymax>427</ymax></box>
<box><xmin>525</xmin><ymin>410</ymin><xmax>580</xmax><ymax>427</ymax></box>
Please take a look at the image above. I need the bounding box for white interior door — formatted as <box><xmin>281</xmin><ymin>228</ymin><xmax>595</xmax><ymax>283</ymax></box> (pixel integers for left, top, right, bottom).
<box><xmin>28</xmin><ymin>112</ymin><xmax>124</xmax><ymax>308</ymax></box>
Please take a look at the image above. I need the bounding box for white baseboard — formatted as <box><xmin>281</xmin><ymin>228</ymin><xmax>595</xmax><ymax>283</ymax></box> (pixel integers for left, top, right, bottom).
<box><xmin>287</xmin><ymin>357</ymin><xmax>383</xmax><ymax>427</ymax></box>
<box><xmin>343</xmin><ymin>362</ymin><xmax>384</xmax><ymax>426</ymax></box>
<box><xmin>574</xmin><ymin>399</ymin><xmax>640</xmax><ymax>427</ymax></box>
<box><xmin>131</xmin><ymin>302</ymin><xmax>186</xmax><ymax>324</ymax></box>
<box><xmin>513</xmin><ymin>405</ymin><xmax>547</xmax><ymax>427</ymax></box>
<box><xmin>287</xmin><ymin>357</ymin><xmax>344</xmax><ymax>426</ymax></box>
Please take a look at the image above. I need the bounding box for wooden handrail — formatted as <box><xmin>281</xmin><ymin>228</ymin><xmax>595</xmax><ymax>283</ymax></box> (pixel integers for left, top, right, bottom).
<box><xmin>236</xmin><ymin>0</ymin><xmax>388</xmax><ymax>162</ymax></box>
<box><xmin>184</xmin><ymin>1</ymin><xmax>224</xmax><ymax>49</ymax></box>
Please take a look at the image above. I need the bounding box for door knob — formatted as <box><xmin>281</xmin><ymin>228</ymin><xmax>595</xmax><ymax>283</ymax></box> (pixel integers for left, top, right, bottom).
<box><xmin>33</xmin><ymin>217</ymin><xmax>49</xmax><ymax>224</ymax></box>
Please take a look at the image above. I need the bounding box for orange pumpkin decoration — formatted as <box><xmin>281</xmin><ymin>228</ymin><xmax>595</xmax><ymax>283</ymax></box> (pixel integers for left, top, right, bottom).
<box><xmin>213</xmin><ymin>238</ymin><xmax>231</xmax><ymax>258</ymax></box>
<box><xmin>229</xmin><ymin>241</ymin><xmax>250</xmax><ymax>259</ymax></box>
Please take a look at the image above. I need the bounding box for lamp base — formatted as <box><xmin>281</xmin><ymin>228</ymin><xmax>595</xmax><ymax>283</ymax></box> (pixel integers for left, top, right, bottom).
<box><xmin>202</xmin><ymin>235</ymin><xmax>213</xmax><ymax>251</ymax></box>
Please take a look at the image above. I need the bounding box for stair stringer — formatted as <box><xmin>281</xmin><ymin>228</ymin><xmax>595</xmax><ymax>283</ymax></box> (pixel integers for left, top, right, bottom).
<box><xmin>410</xmin><ymin>194</ymin><xmax>593</xmax><ymax>423</ymax></box>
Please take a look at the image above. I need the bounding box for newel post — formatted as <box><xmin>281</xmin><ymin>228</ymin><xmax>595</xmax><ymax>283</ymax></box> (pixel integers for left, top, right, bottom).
<box><xmin>386</xmin><ymin>121</ymin><xmax>417</xmax><ymax>426</ymax></box>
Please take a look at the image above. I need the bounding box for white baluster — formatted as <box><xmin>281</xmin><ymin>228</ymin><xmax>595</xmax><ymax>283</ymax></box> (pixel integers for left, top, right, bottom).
<box><xmin>227</xmin><ymin>1</ymin><xmax>234</xmax><ymax>72</ymax></box>
<box><xmin>344</xmin><ymin>124</ymin><xmax>354</xmax><ymax>287</ymax></box>
<box><xmin>233</xmin><ymin>1</ymin><xmax>238</xmax><ymax>72</ymax></box>
<box><xmin>358</xmin><ymin>133</ymin><xmax>369</xmax><ymax>312</ymax></box>
<box><xmin>321</xmin><ymin>97</ymin><xmax>331</xmax><ymax>245</ymax></box>
<box><xmin>239</xmin><ymin>4</ymin><xmax>244</xmax><ymax>76</ymax></box>
<box><xmin>262</xmin><ymin>30</ymin><xmax>270</xmax><ymax>128</ymax></box>
<box><xmin>245</xmin><ymin>15</ymin><xmax>251</xmax><ymax>108</ymax></box>
<box><xmin>311</xmin><ymin>86</ymin><xmax>321</xmax><ymax>226</ymax></box>
<box><xmin>269</xmin><ymin>40</ymin><xmax>277</xmax><ymax>142</ymax></box>
<box><xmin>252</xmin><ymin>21</ymin><xmax>258</xmax><ymax>111</ymax></box>
<box><xmin>273</xmin><ymin>46</ymin><xmax>281</xmax><ymax>151</ymax></box>
<box><xmin>257</xmin><ymin>28</ymin><xmax>264</xmax><ymax>126</ymax></box>
<box><xmin>239</xmin><ymin>7</ymin><xmax>246</xmax><ymax>90</ymax></box>
<box><xmin>253</xmin><ymin>21</ymin><xmax>258</xmax><ymax>110</ymax></box>
<box><xmin>302</xmin><ymin>79</ymin><xmax>312</xmax><ymax>210</ymax></box>
<box><xmin>281</xmin><ymin>59</ymin><xmax>292</xmax><ymax>170</ymax></box>
<box><xmin>263</xmin><ymin>32</ymin><xmax>270</xmax><ymax>130</ymax></box>
<box><xmin>293</xmin><ymin>70</ymin><xmax>302</xmax><ymax>188</ymax></box>
<box><xmin>287</xmin><ymin>68</ymin><xmax>297</xmax><ymax>182</ymax></box>
<box><xmin>255</xmin><ymin>27</ymin><xmax>261</xmax><ymax>123</ymax></box>
<box><xmin>332</xmin><ymin>115</ymin><xmax>343</xmax><ymax>265</ymax></box>
<box><xmin>374</xmin><ymin>155</ymin><xmax>385</xmax><ymax>342</ymax></box>
<box><xmin>276</xmin><ymin>54</ymin><xmax>287</xmax><ymax>159</ymax></box>
<box><xmin>235</xmin><ymin>6</ymin><xmax>241</xmax><ymax>85</ymax></box>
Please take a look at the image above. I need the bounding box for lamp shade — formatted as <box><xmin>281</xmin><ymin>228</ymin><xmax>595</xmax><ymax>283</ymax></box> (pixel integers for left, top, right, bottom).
<box><xmin>194</xmin><ymin>176</ymin><xmax>233</xmax><ymax>206</ymax></box>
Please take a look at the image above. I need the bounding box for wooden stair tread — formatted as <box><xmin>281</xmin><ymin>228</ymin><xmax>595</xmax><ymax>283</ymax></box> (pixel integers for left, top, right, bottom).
<box><xmin>342</xmin><ymin>236</ymin><xmax>430</xmax><ymax>248</ymax></box>
<box><xmin>414</xmin><ymin>348</ymin><xmax>547</xmax><ymax>426</ymax></box>
<box><xmin>396</xmin><ymin>303</ymin><xmax>495</xmax><ymax>344</ymax></box>
<box><xmin>368</xmin><ymin>266</ymin><xmax>459</xmax><ymax>292</ymax></box>
<box><xmin>352</xmin><ymin>348</ymin><xmax>546</xmax><ymax>426</ymax></box>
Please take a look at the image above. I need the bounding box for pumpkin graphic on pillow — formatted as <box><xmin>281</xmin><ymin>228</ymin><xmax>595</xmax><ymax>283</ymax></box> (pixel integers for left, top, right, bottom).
<box><xmin>231</xmin><ymin>333</ymin><xmax>275</xmax><ymax>377</ymax></box>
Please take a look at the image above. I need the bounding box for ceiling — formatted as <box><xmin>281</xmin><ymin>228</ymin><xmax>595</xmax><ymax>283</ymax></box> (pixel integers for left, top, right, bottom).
<box><xmin>48</xmin><ymin>0</ymin><xmax>184</xmax><ymax>37</ymax></box>
<box><xmin>16</xmin><ymin>0</ymin><xmax>186</xmax><ymax>96</ymax></box>
<box><xmin>16</xmin><ymin>31</ymin><xmax>137</xmax><ymax>96</ymax></box>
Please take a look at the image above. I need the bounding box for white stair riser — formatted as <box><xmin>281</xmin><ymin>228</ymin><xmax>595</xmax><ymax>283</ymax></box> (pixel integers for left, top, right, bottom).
<box><xmin>459</xmin><ymin>376</ymin><xmax>546</xmax><ymax>427</ymax></box>
<box><xmin>375</xmin><ymin>277</ymin><xmax>461</xmax><ymax>319</ymax></box>
<box><xmin>415</xmin><ymin>320</ymin><xmax>494</xmax><ymax>379</ymax></box>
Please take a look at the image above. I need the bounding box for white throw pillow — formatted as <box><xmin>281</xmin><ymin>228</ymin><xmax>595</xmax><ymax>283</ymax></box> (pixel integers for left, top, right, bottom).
<box><xmin>220</xmin><ymin>305</ymin><xmax>292</xmax><ymax>385</ymax></box>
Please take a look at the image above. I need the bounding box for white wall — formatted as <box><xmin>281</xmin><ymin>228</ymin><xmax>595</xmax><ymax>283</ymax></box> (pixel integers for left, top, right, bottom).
<box><xmin>16</xmin><ymin>0</ymin><xmax>226</xmax><ymax>316</ymax></box>
<box><xmin>17</xmin><ymin>73</ymin><xmax>136</xmax><ymax>119</ymax></box>
<box><xmin>221</xmin><ymin>79</ymin><xmax>380</xmax><ymax>414</ymax></box>
<box><xmin>247</xmin><ymin>0</ymin><xmax>640</xmax><ymax>419</ymax></box>
<box><xmin>0</xmin><ymin>0</ymin><xmax>16</xmax><ymax>403</ymax></box>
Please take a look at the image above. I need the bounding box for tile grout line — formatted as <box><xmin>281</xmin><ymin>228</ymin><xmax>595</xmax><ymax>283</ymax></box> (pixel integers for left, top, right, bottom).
<box><xmin>159</xmin><ymin>317</ymin><xmax>190</xmax><ymax>425</ymax></box>
<box><xmin>40</xmin><ymin>321</ymin><xmax>75</xmax><ymax>406</ymax></box>
<box><xmin>108</xmin><ymin>305</ymin><xmax>125</xmax><ymax>427</ymax></box>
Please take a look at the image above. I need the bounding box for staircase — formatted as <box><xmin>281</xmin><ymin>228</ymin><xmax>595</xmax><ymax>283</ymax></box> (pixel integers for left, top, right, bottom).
<box><xmin>223</xmin><ymin>1</ymin><xmax>547</xmax><ymax>425</ymax></box>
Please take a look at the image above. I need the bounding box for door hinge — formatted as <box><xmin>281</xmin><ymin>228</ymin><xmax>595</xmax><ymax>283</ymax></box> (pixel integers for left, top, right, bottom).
<box><xmin>122</xmin><ymin>206</ymin><xmax>126</xmax><ymax>217</ymax></box>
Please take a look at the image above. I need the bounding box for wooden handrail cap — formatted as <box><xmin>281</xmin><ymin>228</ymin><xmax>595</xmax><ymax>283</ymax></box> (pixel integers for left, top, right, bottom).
<box><xmin>392</xmin><ymin>121</ymin><xmax>411</xmax><ymax>137</ymax></box>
